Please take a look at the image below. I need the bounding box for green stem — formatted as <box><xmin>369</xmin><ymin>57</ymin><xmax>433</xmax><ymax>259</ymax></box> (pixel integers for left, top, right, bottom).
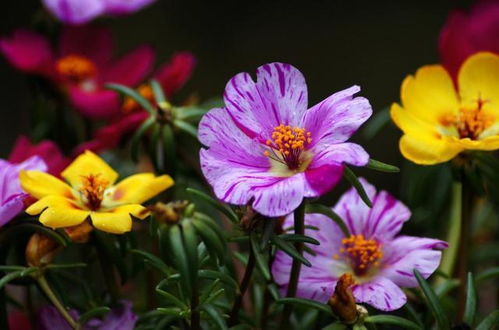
<box><xmin>457</xmin><ymin>178</ymin><xmax>472</xmax><ymax>319</ymax></box>
<box><xmin>228</xmin><ymin>246</ymin><xmax>256</xmax><ymax>326</ymax></box>
<box><xmin>438</xmin><ymin>181</ymin><xmax>462</xmax><ymax>279</ymax></box>
<box><xmin>37</xmin><ymin>275</ymin><xmax>79</xmax><ymax>329</ymax></box>
<box><xmin>280</xmin><ymin>201</ymin><xmax>306</xmax><ymax>327</ymax></box>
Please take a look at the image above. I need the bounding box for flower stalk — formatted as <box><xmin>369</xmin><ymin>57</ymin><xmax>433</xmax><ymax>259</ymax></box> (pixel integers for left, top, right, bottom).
<box><xmin>228</xmin><ymin>245</ymin><xmax>256</xmax><ymax>326</ymax></box>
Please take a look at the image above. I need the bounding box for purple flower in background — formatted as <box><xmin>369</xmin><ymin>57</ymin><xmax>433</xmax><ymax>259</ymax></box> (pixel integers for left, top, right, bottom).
<box><xmin>271</xmin><ymin>178</ymin><xmax>448</xmax><ymax>311</ymax></box>
<box><xmin>199</xmin><ymin>63</ymin><xmax>372</xmax><ymax>217</ymax></box>
<box><xmin>38</xmin><ymin>301</ymin><xmax>137</xmax><ymax>329</ymax></box>
<box><xmin>42</xmin><ymin>0</ymin><xmax>156</xmax><ymax>25</ymax></box>
<box><xmin>0</xmin><ymin>156</ymin><xmax>46</xmax><ymax>227</ymax></box>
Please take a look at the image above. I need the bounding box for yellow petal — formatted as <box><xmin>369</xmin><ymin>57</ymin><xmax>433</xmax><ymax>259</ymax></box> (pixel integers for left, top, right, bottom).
<box><xmin>29</xmin><ymin>196</ymin><xmax>90</xmax><ymax>229</ymax></box>
<box><xmin>20</xmin><ymin>170</ymin><xmax>74</xmax><ymax>200</ymax></box>
<box><xmin>453</xmin><ymin>136</ymin><xmax>499</xmax><ymax>151</ymax></box>
<box><xmin>61</xmin><ymin>150</ymin><xmax>118</xmax><ymax>188</ymax></box>
<box><xmin>458</xmin><ymin>52</ymin><xmax>499</xmax><ymax>113</ymax></box>
<box><xmin>90</xmin><ymin>204</ymin><xmax>148</xmax><ymax>234</ymax></box>
<box><xmin>399</xmin><ymin>134</ymin><xmax>463</xmax><ymax>165</ymax></box>
<box><xmin>110</xmin><ymin>173</ymin><xmax>174</xmax><ymax>205</ymax></box>
<box><xmin>400</xmin><ymin>65</ymin><xmax>460</xmax><ymax>124</ymax></box>
<box><xmin>391</xmin><ymin>103</ymin><xmax>440</xmax><ymax>138</ymax></box>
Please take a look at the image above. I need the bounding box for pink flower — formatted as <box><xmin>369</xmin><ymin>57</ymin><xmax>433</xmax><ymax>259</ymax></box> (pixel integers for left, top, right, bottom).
<box><xmin>272</xmin><ymin>179</ymin><xmax>447</xmax><ymax>311</ymax></box>
<box><xmin>75</xmin><ymin>52</ymin><xmax>196</xmax><ymax>154</ymax></box>
<box><xmin>0</xmin><ymin>156</ymin><xmax>47</xmax><ymax>226</ymax></box>
<box><xmin>9</xmin><ymin>136</ymin><xmax>70</xmax><ymax>176</ymax></box>
<box><xmin>0</xmin><ymin>26</ymin><xmax>154</xmax><ymax>119</ymax></box>
<box><xmin>439</xmin><ymin>0</ymin><xmax>499</xmax><ymax>79</ymax></box>
<box><xmin>42</xmin><ymin>0</ymin><xmax>156</xmax><ymax>25</ymax></box>
<box><xmin>199</xmin><ymin>63</ymin><xmax>372</xmax><ymax>217</ymax></box>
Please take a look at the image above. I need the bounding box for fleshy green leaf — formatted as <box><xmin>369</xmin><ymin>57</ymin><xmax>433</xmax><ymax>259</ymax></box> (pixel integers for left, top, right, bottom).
<box><xmin>156</xmin><ymin>288</ymin><xmax>188</xmax><ymax>309</ymax></box>
<box><xmin>476</xmin><ymin>267</ymin><xmax>499</xmax><ymax>284</ymax></box>
<box><xmin>181</xmin><ymin>220</ymin><xmax>199</xmax><ymax>285</ymax></box>
<box><xmin>463</xmin><ymin>272</ymin><xmax>477</xmax><ymax>327</ymax></box>
<box><xmin>169</xmin><ymin>225</ymin><xmax>192</xmax><ymax>296</ymax></box>
<box><xmin>364</xmin><ymin>315</ymin><xmax>421</xmax><ymax>330</ymax></box>
<box><xmin>198</xmin><ymin>270</ymin><xmax>239</xmax><ymax>292</ymax></box>
<box><xmin>0</xmin><ymin>270</ymin><xmax>35</xmax><ymax>290</ymax></box>
<box><xmin>414</xmin><ymin>269</ymin><xmax>450</xmax><ymax>330</ymax></box>
<box><xmin>271</xmin><ymin>236</ymin><xmax>311</xmax><ymax>267</ymax></box>
<box><xmin>161</xmin><ymin>124</ymin><xmax>176</xmax><ymax>175</ymax></box>
<box><xmin>344</xmin><ymin>166</ymin><xmax>372</xmax><ymax>208</ymax></box>
<box><xmin>366</xmin><ymin>159</ymin><xmax>400</xmax><ymax>173</ymax></box>
<box><xmin>250</xmin><ymin>232</ymin><xmax>270</xmax><ymax>281</ymax></box>
<box><xmin>150</xmin><ymin>79</ymin><xmax>166</xmax><ymax>104</ymax></box>
<box><xmin>278</xmin><ymin>234</ymin><xmax>319</xmax><ymax>245</ymax></box>
<box><xmin>174</xmin><ymin>106</ymin><xmax>208</xmax><ymax>121</ymax></box>
<box><xmin>186</xmin><ymin>188</ymin><xmax>238</xmax><ymax>224</ymax></box>
<box><xmin>191</xmin><ymin>219</ymin><xmax>225</xmax><ymax>265</ymax></box>
<box><xmin>202</xmin><ymin>304</ymin><xmax>228</xmax><ymax>330</ymax></box>
<box><xmin>305</xmin><ymin>203</ymin><xmax>350</xmax><ymax>237</ymax></box>
<box><xmin>476</xmin><ymin>310</ymin><xmax>499</xmax><ymax>330</ymax></box>
<box><xmin>106</xmin><ymin>83</ymin><xmax>155</xmax><ymax>114</ymax></box>
<box><xmin>362</xmin><ymin>106</ymin><xmax>390</xmax><ymax>140</ymax></box>
<box><xmin>130</xmin><ymin>116</ymin><xmax>155</xmax><ymax>162</ymax></box>
<box><xmin>45</xmin><ymin>263</ymin><xmax>87</xmax><ymax>270</ymax></box>
<box><xmin>174</xmin><ymin>120</ymin><xmax>198</xmax><ymax>139</ymax></box>
<box><xmin>130</xmin><ymin>249</ymin><xmax>170</xmax><ymax>276</ymax></box>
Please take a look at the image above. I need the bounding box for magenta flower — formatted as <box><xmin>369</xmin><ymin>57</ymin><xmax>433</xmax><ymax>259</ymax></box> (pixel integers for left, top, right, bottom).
<box><xmin>42</xmin><ymin>0</ymin><xmax>156</xmax><ymax>25</ymax></box>
<box><xmin>199</xmin><ymin>63</ymin><xmax>372</xmax><ymax>217</ymax></box>
<box><xmin>271</xmin><ymin>178</ymin><xmax>448</xmax><ymax>311</ymax></box>
<box><xmin>439</xmin><ymin>1</ymin><xmax>499</xmax><ymax>80</ymax></box>
<box><xmin>38</xmin><ymin>301</ymin><xmax>137</xmax><ymax>329</ymax></box>
<box><xmin>0</xmin><ymin>26</ymin><xmax>154</xmax><ymax>119</ymax></box>
<box><xmin>0</xmin><ymin>156</ymin><xmax>47</xmax><ymax>226</ymax></box>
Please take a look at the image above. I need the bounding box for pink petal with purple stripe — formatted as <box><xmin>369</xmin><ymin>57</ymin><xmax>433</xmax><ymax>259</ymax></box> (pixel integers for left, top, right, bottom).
<box><xmin>353</xmin><ymin>277</ymin><xmax>407</xmax><ymax>311</ymax></box>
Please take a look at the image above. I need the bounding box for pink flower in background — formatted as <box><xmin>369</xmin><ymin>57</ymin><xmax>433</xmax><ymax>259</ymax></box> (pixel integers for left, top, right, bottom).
<box><xmin>42</xmin><ymin>0</ymin><xmax>156</xmax><ymax>25</ymax></box>
<box><xmin>272</xmin><ymin>178</ymin><xmax>448</xmax><ymax>311</ymax></box>
<box><xmin>0</xmin><ymin>156</ymin><xmax>47</xmax><ymax>226</ymax></box>
<box><xmin>199</xmin><ymin>63</ymin><xmax>372</xmax><ymax>217</ymax></box>
<box><xmin>439</xmin><ymin>0</ymin><xmax>499</xmax><ymax>79</ymax></box>
<box><xmin>0</xmin><ymin>26</ymin><xmax>154</xmax><ymax>119</ymax></box>
<box><xmin>9</xmin><ymin>136</ymin><xmax>70</xmax><ymax>176</ymax></box>
<box><xmin>75</xmin><ymin>51</ymin><xmax>196</xmax><ymax>154</ymax></box>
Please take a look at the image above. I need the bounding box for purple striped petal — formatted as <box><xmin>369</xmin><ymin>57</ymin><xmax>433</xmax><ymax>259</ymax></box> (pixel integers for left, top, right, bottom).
<box><xmin>381</xmin><ymin>236</ymin><xmax>448</xmax><ymax>287</ymax></box>
<box><xmin>353</xmin><ymin>277</ymin><xmax>407</xmax><ymax>311</ymax></box>
<box><xmin>42</xmin><ymin>0</ymin><xmax>105</xmax><ymax>25</ymax></box>
<box><xmin>302</xmin><ymin>85</ymin><xmax>372</xmax><ymax>147</ymax></box>
<box><xmin>223</xmin><ymin>63</ymin><xmax>308</xmax><ymax>140</ymax></box>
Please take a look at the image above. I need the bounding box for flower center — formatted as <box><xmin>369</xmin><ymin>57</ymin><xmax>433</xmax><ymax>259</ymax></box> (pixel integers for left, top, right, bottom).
<box><xmin>440</xmin><ymin>98</ymin><xmax>493</xmax><ymax>140</ymax></box>
<box><xmin>56</xmin><ymin>55</ymin><xmax>97</xmax><ymax>84</ymax></box>
<box><xmin>264</xmin><ymin>124</ymin><xmax>312</xmax><ymax>170</ymax></box>
<box><xmin>333</xmin><ymin>234</ymin><xmax>383</xmax><ymax>277</ymax></box>
<box><xmin>79</xmin><ymin>174</ymin><xmax>109</xmax><ymax>211</ymax></box>
<box><xmin>123</xmin><ymin>84</ymin><xmax>155</xmax><ymax>113</ymax></box>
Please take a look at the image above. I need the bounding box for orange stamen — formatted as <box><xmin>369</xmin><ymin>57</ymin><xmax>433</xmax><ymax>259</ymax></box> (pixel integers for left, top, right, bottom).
<box><xmin>79</xmin><ymin>174</ymin><xmax>109</xmax><ymax>211</ymax></box>
<box><xmin>440</xmin><ymin>98</ymin><xmax>494</xmax><ymax>140</ymax></box>
<box><xmin>123</xmin><ymin>84</ymin><xmax>155</xmax><ymax>113</ymax></box>
<box><xmin>263</xmin><ymin>124</ymin><xmax>312</xmax><ymax>170</ymax></box>
<box><xmin>336</xmin><ymin>234</ymin><xmax>383</xmax><ymax>276</ymax></box>
<box><xmin>56</xmin><ymin>55</ymin><xmax>97</xmax><ymax>83</ymax></box>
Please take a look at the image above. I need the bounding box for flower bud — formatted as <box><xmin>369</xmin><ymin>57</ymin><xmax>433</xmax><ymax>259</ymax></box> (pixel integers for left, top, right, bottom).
<box><xmin>146</xmin><ymin>201</ymin><xmax>189</xmax><ymax>224</ymax></box>
<box><xmin>328</xmin><ymin>273</ymin><xmax>358</xmax><ymax>324</ymax></box>
<box><xmin>64</xmin><ymin>221</ymin><xmax>93</xmax><ymax>243</ymax></box>
<box><xmin>25</xmin><ymin>233</ymin><xmax>59</xmax><ymax>267</ymax></box>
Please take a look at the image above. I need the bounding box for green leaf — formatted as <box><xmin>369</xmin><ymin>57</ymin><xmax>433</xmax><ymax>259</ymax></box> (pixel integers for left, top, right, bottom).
<box><xmin>191</xmin><ymin>220</ymin><xmax>225</xmax><ymax>265</ymax></box>
<box><xmin>193</xmin><ymin>213</ymin><xmax>226</xmax><ymax>243</ymax></box>
<box><xmin>202</xmin><ymin>288</ymin><xmax>224</xmax><ymax>305</ymax></box>
<box><xmin>130</xmin><ymin>249</ymin><xmax>169</xmax><ymax>276</ymax></box>
<box><xmin>435</xmin><ymin>278</ymin><xmax>459</xmax><ymax>297</ymax></box>
<box><xmin>0</xmin><ymin>270</ymin><xmax>31</xmax><ymax>290</ymax></box>
<box><xmin>156</xmin><ymin>288</ymin><xmax>188</xmax><ymax>309</ymax></box>
<box><xmin>362</xmin><ymin>107</ymin><xmax>390</xmax><ymax>140</ymax></box>
<box><xmin>344</xmin><ymin>166</ymin><xmax>372</xmax><ymax>208</ymax></box>
<box><xmin>250</xmin><ymin>232</ymin><xmax>270</xmax><ymax>281</ymax></box>
<box><xmin>46</xmin><ymin>263</ymin><xmax>87</xmax><ymax>270</ymax></box>
<box><xmin>278</xmin><ymin>234</ymin><xmax>319</xmax><ymax>245</ymax></box>
<box><xmin>364</xmin><ymin>315</ymin><xmax>421</xmax><ymax>330</ymax></box>
<box><xmin>463</xmin><ymin>272</ymin><xmax>477</xmax><ymax>327</ymax></box>
<box><xmin>78</xmin><ymin>307</ymin><xmax>110</xmax><ymax>325</ymax></box>
<box><xmin>181</xmin><ymin>220</ymin><xmax>199</xmax><ymax>284</ymax></box>
<box><xmin>174</xmin><ymin>120</ymin><xmax>198</xmax><ymax>139</ymax></box>
<box><xmin>106</xmin><ymin>83</ymin><xmax>155</xmax><ymax>114</ymax></box>
<box><xmin>403</xmin><ymin>303</ymin><xmax>424</xmax><ymax>329</ymax></box>
<box><xmin>169</xmin><ymin>225</ymin><xmax>192</xmax><ymax>296</ymax></box>
<box><xmin>366</xmin><ymin>159</ymin><xmax>400</xmax><ymax>173</ymax></box>
<box><xmin>260</xmin><ymin>218</ymin><xmax>276</xmax><ymax>251</ymax></box>
<box><xmin>271</xmin><ymin>236</ymin><xmax>311</xmax><ymax>267</ymax></box>
<box><xmin>200</xmin><ymin>279</ymin><xmax>221</xmax><ymax>304</ymax></box>
<box><xmin>187</xmin><ymin>188</ymin><xmax>238</xmax><ymax>224</ymax></box>
<box><xmin>161</xmin><ymin>124</ymin><xmax>176</xmax><ymax>175</ymax></box>
<box><xmin>156</xmin><ymin>307</ymin><xmax>184</xmax><ymax>317</ymax></box>
<box><xmin>305</xmin><ymin>203</ymin><xmax>350</xmax><ymax>237</ymax></box>
<box><xmin>202</xmin><ymin>304</ymin><xmax>228</xmax><ymax>330</ymax></box>
<box><xmin>198</xmin><ymin>270</ymin><xmax>238</xmax><ymax>292</ymax></box>
<box><xmin>476</xmin><ymin>310</ymin><xmax>499</xmax><ymax>330</ymax></box>
<box><xmin>0</xmin><ymin>266</ymin><xmax>26</xmax><ymax>272</ymax></box>
<box><xmin>150</xmin><ymin>79</ymin><xmax>166</xmax><ymax>104</ymax></box>
<box><xmin>414</xmin><ymin>269</ymin><xmax>450</xmax><ymax>330</ymax></box>
<box><xmin>174</xmin><ymin>106</ymin><xmax>208</xmax><ymax>121</ymax></box>
<box><xmin>476</xmin><ymin>267</ymin><xmax>499</xmax><ymax>284</ymax></box>
<box><xmin>130</xmin><ymin>116</ymin><xmax>155</xmax><ymax>162</ymax></box>
<box><xmin>275</xmin><ymin>298</ymin><xmax>332</xmax><ymax>315</ymax></box>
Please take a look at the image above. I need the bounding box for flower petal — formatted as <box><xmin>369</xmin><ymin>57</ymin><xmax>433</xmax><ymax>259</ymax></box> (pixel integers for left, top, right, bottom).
<box><xmin>302</xmin><ymin>86</ymin><xmax>372</xmax><ymax>146</ymax></box>
<box><xmin>30</xmin><ymin>196</ymin><xmax>90</xmax><ymax>228</ymax></box>
<box><xmin>91</xmin><ymin>205</ymin><xmax>147</xmax><ymax>234</ymax></box>
<box><xmin>223</xmin><ymin>62</ymin><xmax>308</xmax><ymax>140</ymax></box>
<box><xmin>0</xmin><ymin>194</ymin><xmax>26</xmax><ymax>226</ymax></box>
<box><xmin>399</xmin><ymin>134</ymin><xmax>462</xmax><ymax>165</ymax></box>
<box><xmin>68</xmin><ymin>87</ymin><xmax>121</xmax><ymax>120</ymax></box>
<box><xmin>103</xmin><ymin>0</ymin><xmax>156</xmax><ymax>15</ymax></box>
<box><xmin>61</xmin><ymin>150</ymin><xmax>118</xmax><ymax>187</ymax></box>
<box><xmin>43</xmin><ymin>0</ymin><xmax>105</xmax><ymax>25</ymax></box>
<box><xmin>353</xmin><ymin>277</ymin><xmax>407</xmax><ymax>311</ymax></box>
<box><xmin>110</xmin><ymin>173</ymin><xmax>174</xmax><ymax>205</ymax></box>
<box><xmin>59</xmin><ymin>26</ymin><xmax>113</xmax><ymax>67</ymax></box>
<box><xmin>102</xmin><ymin>45</ymin><xmax>155</xmax><ymax>86</ymax></box>
<box><xmin>382</xmin><ymin>236</ymin><xmax>447</xmax><ymax>288</ymax></box>
<box><xmin>458</xmin><ymin>52</ymin><xmax>499</xmax><ymax>113</ymax></box>
<box><xmin>0</xmin><ymin>29</ymin><xmax>54</xmax><ymax>75</ymax></box>
<box><xmin>155</xmin><ymin>51</ymin><xmax>196</xmax><ymax>97</ymax></box>
<box><xmin>20</xmin><ymin>170</ymin><xmax>73</xmax><ymax>200</ymax></box>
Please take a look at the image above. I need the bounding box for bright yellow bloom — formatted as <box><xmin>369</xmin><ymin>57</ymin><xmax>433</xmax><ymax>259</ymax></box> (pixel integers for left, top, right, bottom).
<box><xmin>391</xmin><ymin>52</ymin><xmax>499</xmax><ymax>165</ymax></box>
<box><xmin>20</xmin><ymin>151</ymin><xmax>174</xmax><ymax>234</ymax></box>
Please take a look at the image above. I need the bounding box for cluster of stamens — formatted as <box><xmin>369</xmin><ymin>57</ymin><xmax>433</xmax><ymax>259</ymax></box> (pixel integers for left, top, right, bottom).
<box><xmin>263</xmin><ymin>124</ymin><xmax>312</xmax><ymax>170</ymax></box>
<box><xmin>56</xmin><ymin>55</ymin><xmax>97</xmax><ymax>83</ymax></box>
<box><xmin>123</xmin><ymin>84</ymin><xmax>154</xmax><ymax>112</ymax></box>
<box><xmin>333</xmin><ymin>234</ymin><xmax>383</xmax><ymax>276</ymax></box>
<box><xmin>79</xmin><ymin>174</ymin><xmax>109</xmax><ymax>211</ymax></box>
<box><xmin>441</xmin><ymin>98</ymin><xmax>493</xmax><ymax>140</ymax></box>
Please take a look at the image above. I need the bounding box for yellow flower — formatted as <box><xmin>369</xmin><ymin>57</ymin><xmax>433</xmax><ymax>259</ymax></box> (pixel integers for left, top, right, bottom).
<box><xmin>20</xmin><ymin>151</ymin><xmax>174</xmax><ymax>234</ymax></box>
<box><xmin>391</xmin><ymin>52</ymin><xmax>499</xmax><ymax>165</ymax></box>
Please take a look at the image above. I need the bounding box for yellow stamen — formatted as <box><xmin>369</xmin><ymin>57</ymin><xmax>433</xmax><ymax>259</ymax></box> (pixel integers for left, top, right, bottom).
<box><xmin>56</xmin><ymin>55</ymin><xmax>97</xmax><ymax>83</ymax></box>
<box><xmin>79</xmin><ymin>174</ymin><xmax>109</xmax><ymax>211</ymax></box>
<box><xmin>440</xmin><ymin>98</ymin><xmax>494</xmax><ymax>140</ymax></box>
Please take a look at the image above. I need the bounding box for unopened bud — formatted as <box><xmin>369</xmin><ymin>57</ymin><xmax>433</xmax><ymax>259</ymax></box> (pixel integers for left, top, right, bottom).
<box><xmin>64</xmin><ymin>221</ymin><xmax>93</xmax><ymax>243</ymax></box>
<box><xmin>25</xmin><ymin>233</ymin><xmax>59</xmax><ymax>267</ymax></box>
<box><xmin>328</xmin><ymin>273</ymin><xmax>358</xmax><ymax>324</ymax></box>
<box><xmin>146</xmin><ymin>201</ymin><xmax>189</xmax><ymax>224</ymax></box>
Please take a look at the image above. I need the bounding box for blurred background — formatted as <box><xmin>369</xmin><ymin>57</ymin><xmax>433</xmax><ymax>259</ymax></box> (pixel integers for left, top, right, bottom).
<box><xmin>0</xmin><ymin>0</ymin><xmax>471</xmax><ymax>194</ymax></box>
